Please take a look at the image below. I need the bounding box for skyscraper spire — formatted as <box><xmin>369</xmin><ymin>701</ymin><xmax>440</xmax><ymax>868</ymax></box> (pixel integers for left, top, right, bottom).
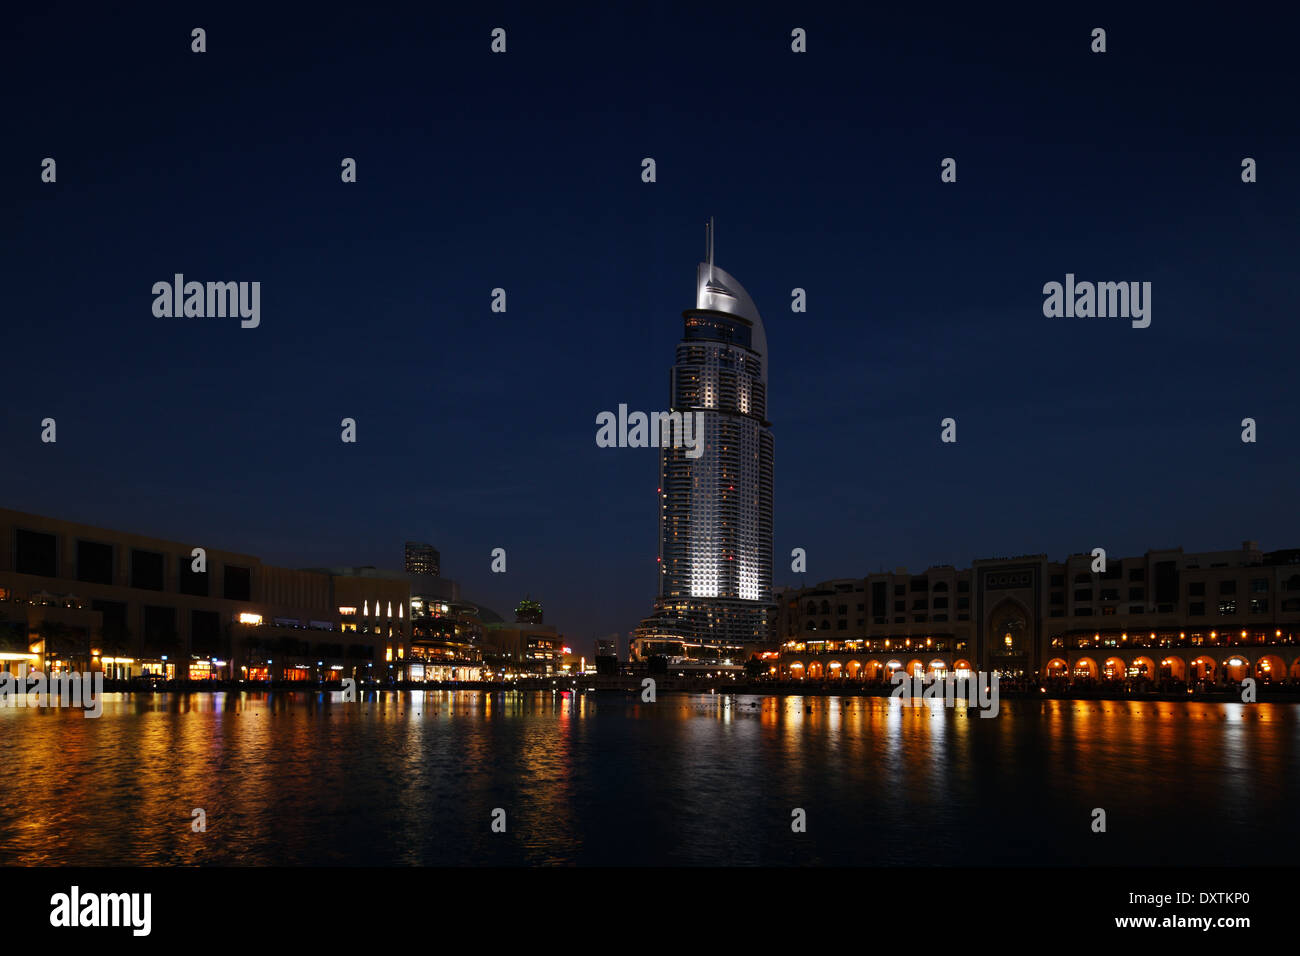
<box><xmin>706</xmin><ymin>216</ymin><xmax>715</xmax><ymax>270</ymax></box>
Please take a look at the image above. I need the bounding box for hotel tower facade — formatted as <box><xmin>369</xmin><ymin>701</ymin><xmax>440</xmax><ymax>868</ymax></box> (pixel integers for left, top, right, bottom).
<box><xmin>633</xmin><ymin>222</ymin><xmax>775</xmax><ymax>662</ymax></box>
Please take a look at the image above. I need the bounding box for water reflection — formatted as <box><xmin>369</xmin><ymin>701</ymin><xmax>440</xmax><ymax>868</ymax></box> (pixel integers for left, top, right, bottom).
<box><xmin>0</xmin><ymin>692</ymin><xmax>1295</xmax><ymax>865</ymax></box>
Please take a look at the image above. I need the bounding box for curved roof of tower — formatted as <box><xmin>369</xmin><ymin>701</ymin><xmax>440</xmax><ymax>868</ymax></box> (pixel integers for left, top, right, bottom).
<box><xmin>696</xmin><ymin>260</ymin><xmax>768</xmax><ymax>383</ymax></box>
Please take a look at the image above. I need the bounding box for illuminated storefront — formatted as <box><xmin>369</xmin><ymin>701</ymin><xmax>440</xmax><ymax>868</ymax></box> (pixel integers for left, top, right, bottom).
<box><xmin>101</xmin><ymin>656</ymin><xmax>134</xmax><ymax>680</ymax></box>
<box><xmin>188</xmin><ymin>660</ymin><xmax>215</xmax><ymax>681</ymax></box>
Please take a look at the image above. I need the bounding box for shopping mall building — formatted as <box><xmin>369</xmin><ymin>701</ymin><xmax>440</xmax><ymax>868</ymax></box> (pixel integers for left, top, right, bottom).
<box><xmin>773</xmin><ymin>542</ymin><xmax>1300</xmax><ymax>685</ymax></box>
<box><xmin>0</xmin><ymin>507</ymin><xmax>489</xmax><ymax>682</ymax></box>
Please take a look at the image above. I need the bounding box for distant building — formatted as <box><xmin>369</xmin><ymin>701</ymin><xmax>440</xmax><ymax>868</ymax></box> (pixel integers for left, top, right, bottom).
<box><xmin>595</xmin><ymin>637</ymin><xmax>619</xmax><ymax>674</ymax></box>
<box><xmin>404</xmin><ymin>541</ymin><xmax>440</xmax><ymax>577</ymax></box>
<box><xmin>515</xmin><ymin>598</ymin><xmax>543</xmax><ymax>624</ymax></box>
<box><xmin>483</xmin><ymin>623</ymin><xmax>565</xmax><ymax>677</ymax></box>
<box><xmin>560</xmin><ymin>646</ymin><xmax>593</xmax><ymax>675</ymax></box>
<box><xmin>0</xmin><ymin>507</ymin><xmax>404</xmax><ymax>683</ymax></box>
<box><xmin>773</xmin><ymin>542</ymin><xmax>1300</xmax><ymax>685</ymax></box>
<box><xmin>314</xmin><ymin>565</ymin><xmax>502</xmax><ymax>681</ymax></box>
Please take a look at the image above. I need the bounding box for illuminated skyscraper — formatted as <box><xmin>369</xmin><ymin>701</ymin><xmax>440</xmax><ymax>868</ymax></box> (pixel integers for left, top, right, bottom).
<box><xmin>404</xmin><ymin>541</ymin><xmax>440</xmax><ymax>577</ymax></box>
<box><xmin>633</xmin><ymin>221</ymin><xmax>774</xmax><ymax>661</ymax></box>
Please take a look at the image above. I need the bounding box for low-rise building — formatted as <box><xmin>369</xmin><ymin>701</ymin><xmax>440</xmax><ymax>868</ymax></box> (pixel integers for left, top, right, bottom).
<box><xmin>0</xmin><ymin>507</ymin><xmax>393</xmax><ymax>682</ymax></box>
<box><xmin>482</xmin><ymin>623</ymin><xmax>566</xmax><ymax>677</ymax></box>
<box><xmin>773</xmin><ymin>542</ymin><xmax>1300</xmax><ymax>685</ymax></box>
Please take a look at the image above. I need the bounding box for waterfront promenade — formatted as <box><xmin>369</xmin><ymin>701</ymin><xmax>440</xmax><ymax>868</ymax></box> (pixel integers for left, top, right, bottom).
<box><xmin>82</xmin><ymin>674</ymin><xmax>1300</xmax><ymax>703</ymax></box>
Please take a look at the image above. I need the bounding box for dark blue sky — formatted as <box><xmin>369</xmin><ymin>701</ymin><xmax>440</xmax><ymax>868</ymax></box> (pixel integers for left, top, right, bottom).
<box><xmin>4</xmin><ymin>3</ymin><xmax>1298</xmax><ymax>651</ymax></box>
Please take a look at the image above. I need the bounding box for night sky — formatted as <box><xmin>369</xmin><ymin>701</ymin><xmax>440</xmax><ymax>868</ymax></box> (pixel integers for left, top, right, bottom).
<box><xmin>4</xmin><ymin>4</ymin><xmax>1298</xmax><ymax>652</ymax></box>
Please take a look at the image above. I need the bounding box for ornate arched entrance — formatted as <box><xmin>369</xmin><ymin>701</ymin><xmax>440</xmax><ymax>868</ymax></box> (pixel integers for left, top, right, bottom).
<box><xmin>987</xmin><ymin>597</ymin><xmax>1033</xmax><ymax>677</ymax></box>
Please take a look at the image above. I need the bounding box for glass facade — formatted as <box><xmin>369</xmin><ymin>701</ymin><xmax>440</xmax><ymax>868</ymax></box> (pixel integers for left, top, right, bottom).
<box><xmin>636</xmin><ymin>243</ymin><xmax>775</xmax><ymax>658</ymax></box>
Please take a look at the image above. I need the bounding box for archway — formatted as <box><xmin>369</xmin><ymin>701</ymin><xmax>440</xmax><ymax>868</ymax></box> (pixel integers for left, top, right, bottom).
<box><xmin>788</xmin><ymin>661</ymin><xmax>805</xmax><ymax>680</ymax></box>
<box><xmin>953</xmin><ymin>659</ymin><xmax>973</xmax><ymax>678</ymax></box>
<box><xmin>905</xmin><ymin>658</ymin><xmax>925</xmax><ymax>678</ymax></box>
<box><xmin>1045</xmin><ymin>658</ymin><xmax>1068</xmax><ymax>678</ymax></box>
<box><xmin>927</xmin><ymin>658</ymin><xmax>948</xmax><ymax>677</ymax></box>
<box><xmin>987</xmin><ymin>597</ymin><xmax>1033</xmax><ymax>656</ymax></box>
<box><xmin>845</xmin><ymin>660</ymin><xmax>862</xmax><ymax>680</ymax></box>
<box><xmin>1190</xmin><ymin>656</ymin><xmax>1217</xmax><ymax>682</ymax></box>
<box><xmin>1159</xmin><ymin>656</ymin><xmax>1186</xmax><ymax>681</ymax></box>
<box><xmin>1222</xmin><ymin>657</ymin><xmax>1249</xmax><ymax>683</ymax></box>
<box><xmin>1130</xmin><ymin>656</ymin><xmax>1156</xmax><ymax>679</ymax></box>
<box><xmin>1102</xmin><ymin>657</ymin><xmax>1126</xmax><ymax>680</ymax></box>
<box><xmin>827</xmin><ymin>660</ymin><xmax>844</xmax><ymax>679</ymax></box>
<box><xmin>863</xmin><ymin>659</ymin><xmax>884</xmax><ymax>681</ymax></box>
<box><xmin>806</xmin><ymin>661</ymin><xmax>824</xmax><ymax>679</ymax></box>
<box><xmin>1072</xmin><ymin>657</ymin><xmax>1098</xmax><ymax>679</ymax></box>
<box><xmin>1254</xmin><ymin>655</ymin><xmax>1285</xmax><ymax>684</ymax></box>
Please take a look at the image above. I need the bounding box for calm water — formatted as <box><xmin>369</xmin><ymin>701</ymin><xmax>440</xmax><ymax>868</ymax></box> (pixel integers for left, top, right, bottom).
<box><xmin>1</xmin><ymin>691</ymin><xmax>1296</xmax><ymax>866</ymax></box>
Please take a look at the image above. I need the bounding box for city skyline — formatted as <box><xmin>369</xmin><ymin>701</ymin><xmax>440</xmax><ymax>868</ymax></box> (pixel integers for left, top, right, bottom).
<box><xmin>5</xmin><ymin>5</ymin><xmax>1298</xmax><ymax>645</ymax></box>
<box><xmin>3</xmin><ymin>1</ymin><xmax>1297</xmax><ymax>917</ymax></box>
<box><xmin>9</xmin><ymin>495</ymin><xmax>1298</xmax><ymax>665</ymax></box>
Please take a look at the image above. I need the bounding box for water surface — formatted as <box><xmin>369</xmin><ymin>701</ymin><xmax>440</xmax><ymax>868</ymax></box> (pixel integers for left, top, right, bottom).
<box><xmin>1</xmin><ymin>691</ymin><xmax>1294</xmax><ymax>865</ymax></box>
